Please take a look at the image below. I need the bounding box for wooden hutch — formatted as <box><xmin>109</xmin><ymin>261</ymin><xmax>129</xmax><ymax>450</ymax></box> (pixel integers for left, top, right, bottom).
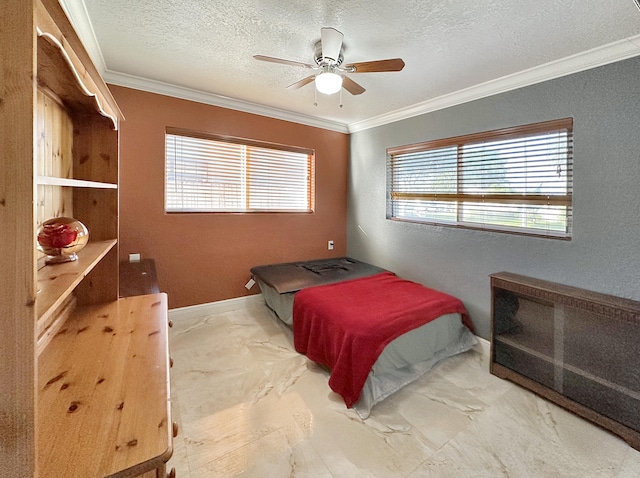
<box><xmin>1</xmin><ymin>1</ymin><xmax>174</xmax><ymax>476</ymax></box>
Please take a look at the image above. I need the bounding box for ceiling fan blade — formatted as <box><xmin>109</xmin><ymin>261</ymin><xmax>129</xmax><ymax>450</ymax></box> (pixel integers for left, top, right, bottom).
<box><xmin>253</xmin><ymin>55</ymin><xmax>315</xmax><ymax>69</ymax></box>
<box><xmin>341</xmin><ymin>76</ymin><xmax>366</xmax><ymax>95</ymax></box>
<box><xmin>344</xmin><ymin>58</ymin><xmax>405</xmax><ymax>73</ymax></box>
<box><xmin>320</xmin><ymin>27</ymin><xmax>344</xmax><ymax>62</ymax></box>
<box><xmin>287</xmin><ymin>75</ymin><xmax>316</xmax><ymax>90</ymax></box>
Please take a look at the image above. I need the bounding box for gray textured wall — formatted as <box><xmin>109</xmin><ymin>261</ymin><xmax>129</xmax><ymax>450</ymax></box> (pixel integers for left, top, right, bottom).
<box><xmin>347</xmin><ymin>56</ymin><xmax>640</xmax><ymax>339</ymax></box>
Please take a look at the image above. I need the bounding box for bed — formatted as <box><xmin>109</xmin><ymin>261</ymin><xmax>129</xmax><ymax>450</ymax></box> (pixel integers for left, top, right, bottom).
<box><xmin>250</xmin><ymin>257</ymin><xmax>477</xmax><ymax>418</ymax></box>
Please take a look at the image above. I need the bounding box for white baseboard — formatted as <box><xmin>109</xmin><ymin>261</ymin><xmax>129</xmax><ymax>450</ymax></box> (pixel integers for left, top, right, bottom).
<box><xmin>169</xmin><ymin>294</ymin><xmax>265</xmax><ymax>321</ymax></box>
<box><xmin>169</xmin><ymin>296</ymin><xmax>491</xmax><ymax>357</ymax></box>
<box><xmin>475</xmin><ymin>335</ymin><xmax>491</xmax><ymax>357</ymax></box>
<box><xmin>476</xmin><ymin>335</ymin><xmax>490</xmax><ymax>347</ymax></box>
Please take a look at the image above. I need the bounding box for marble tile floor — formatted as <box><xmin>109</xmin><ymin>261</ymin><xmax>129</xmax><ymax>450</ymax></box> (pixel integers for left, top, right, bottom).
<box><xmin>166</xmin><ymin>300</ymin><xmax>640</xmax><ymax>477</ymax></box>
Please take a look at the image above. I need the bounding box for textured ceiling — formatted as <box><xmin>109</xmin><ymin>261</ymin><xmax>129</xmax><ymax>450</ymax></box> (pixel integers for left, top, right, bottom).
<box><xmin>68</xmin><ymin>0</ymin><xmax>640</xmax><ymax>131</ymax></box>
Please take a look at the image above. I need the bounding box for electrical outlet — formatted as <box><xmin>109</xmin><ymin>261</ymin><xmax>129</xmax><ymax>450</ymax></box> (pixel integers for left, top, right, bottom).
<box><xmin>328</xmin><ymin>240</ymin><xmax>334</xmax><ymax>250</ymax></box>
<box><xmin>129</xmin><ymin>253</ymin><xmax>141</xmax><ymax>262</ymax></box>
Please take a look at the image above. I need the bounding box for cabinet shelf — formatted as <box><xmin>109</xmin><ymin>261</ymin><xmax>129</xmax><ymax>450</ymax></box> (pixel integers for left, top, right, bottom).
<box><xmin>37</xmin><ymin>176</ymin><xmax>118</xmax><ymax>189</ymax></box>
<box><xmin>37</xmin><ymin>239</ymin><xmax>117</xmax><ymax>339</ymax></box>
<box><xmin>494</xmin><ymin>336</ymin><xmax>640</xmax><ymax>401</ymax></box>
<box><xmin>494</xmin><ymin>334</ymin><xmax>553</xmax><ymax>364</ymax></box>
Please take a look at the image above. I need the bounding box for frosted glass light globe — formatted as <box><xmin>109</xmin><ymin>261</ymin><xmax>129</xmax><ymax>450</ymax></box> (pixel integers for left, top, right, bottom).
<box><xmin>315</xmin><ymin>72</ymin><xmax>343</xmax><ymax>95</ymax></box>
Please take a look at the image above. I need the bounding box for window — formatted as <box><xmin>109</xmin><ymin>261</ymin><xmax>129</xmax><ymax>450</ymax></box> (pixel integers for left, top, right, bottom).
<box><xmin>387</xmin><ymin>118</ymin><xmax>573</xmax><ymax>239</ymax></box>
<box><xmin>165</xmin><ymin>128</ymin><xmax>314</xmax><ymax>213</ymax></box>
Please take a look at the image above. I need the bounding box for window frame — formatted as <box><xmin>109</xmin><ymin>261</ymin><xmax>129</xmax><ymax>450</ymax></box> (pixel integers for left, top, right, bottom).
<box><xmin>164</xmin><ymin>127</ymin><xmax>315</xmax><ymax>214</ymax></box>
<box><xmin>387</xmin><ymin>118</ymin><xmax>573</xmax><ymax>239</ymax></box>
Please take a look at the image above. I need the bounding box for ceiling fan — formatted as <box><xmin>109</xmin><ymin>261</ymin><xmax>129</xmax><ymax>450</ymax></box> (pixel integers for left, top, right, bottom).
<box><xmin>254</xmin><ymin>27</ymin><xmax>405</xmax><ymax>96</ymax></box>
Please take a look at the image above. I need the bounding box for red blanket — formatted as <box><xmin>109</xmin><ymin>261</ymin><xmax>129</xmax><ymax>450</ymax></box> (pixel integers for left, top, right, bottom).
<box><xmin>293</xmin><ymin>272</ymin><xmax>473</xmax><ymax>407</ymax></box>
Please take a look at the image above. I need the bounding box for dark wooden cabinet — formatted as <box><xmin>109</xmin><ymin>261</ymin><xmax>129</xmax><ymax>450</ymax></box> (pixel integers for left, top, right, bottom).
<box><xmin>490</xmin><ymin>272</ymin><xmax>640</xmax><ymax>450</ymax></box>
<box><xmin>120</xmin><ymin>259</ymin><xmax>161</xmax><ymax>297</ymax></box>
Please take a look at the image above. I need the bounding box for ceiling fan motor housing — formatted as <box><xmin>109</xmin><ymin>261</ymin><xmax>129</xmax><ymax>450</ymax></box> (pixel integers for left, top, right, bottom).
<box><xmin>314</xmin><ymin>41</ymin><xmax>344</xmax><ymax>67</ymax></box>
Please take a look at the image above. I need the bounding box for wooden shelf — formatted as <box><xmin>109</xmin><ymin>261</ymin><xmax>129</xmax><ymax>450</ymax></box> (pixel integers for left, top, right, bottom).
<box><xmin>494</xmin><ymin>336</ymin><xmax>640</xmax><ymax>401</ymax></box>
<box><xmin>495</xmin><ymin>323</ymin><xmax>553</xmax><ymax>359</ymax></box>
<box><xmin>494</xmin><ymin>334</ymin><xmax>553</xmax><ymax>365</ymax></box>
<box><xmin>37</xmin><ymin>239</ymin><xmax>117</xmax><ymax>334</ymax></box>
<box><xmin>37</xmin><ymin>175</ymin><xmax>118</xmax><ymax>189</ymax></box>
<box><xmin>37</xmin><ymin>294</ymin><xmax>172</xmax><ymax>478</ymax></box>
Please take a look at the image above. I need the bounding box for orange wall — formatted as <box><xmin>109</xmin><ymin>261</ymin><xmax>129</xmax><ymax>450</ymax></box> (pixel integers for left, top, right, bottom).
<box><xmin>110</xmin><ymin>86</ymin><xmax>349</xmax><ymax>309</ymax></box>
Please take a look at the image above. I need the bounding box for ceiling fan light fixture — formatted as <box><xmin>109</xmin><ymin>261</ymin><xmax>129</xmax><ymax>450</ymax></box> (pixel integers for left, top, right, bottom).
<box><xmin>254</xmin><ymin>27</ymin><xmax>403</xmax><ymax>99</ymax></box>
<box><xmin>315</xmin><ymin>71</ymin><xmax>343</xmax><ymax>95</ymax></box>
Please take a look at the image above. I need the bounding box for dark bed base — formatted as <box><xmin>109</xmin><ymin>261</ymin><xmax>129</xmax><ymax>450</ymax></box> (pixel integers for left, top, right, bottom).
<box><xmin>250</xmin><ymin>257</ymin><xmax>386</xmax><ymax>294</ymax></box>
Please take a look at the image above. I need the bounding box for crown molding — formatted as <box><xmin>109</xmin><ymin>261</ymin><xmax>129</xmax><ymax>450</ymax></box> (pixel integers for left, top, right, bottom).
<box><xmin>103</xmin><ymin>70</ymin><xmax>350</xmax><ymax>133</ymax></box>
<box><xmin>347</xmin><ymin>34</ymin><xmax>640</xmax><ymax>133</ymax></box>
<box><xmin>58</xmin><ymin>0</ymin><xmax>107</xmax><ymax>74</ymax></box>
<box><xmin>58</xmin><ymin>0</ymin><xmax>348</xmax><ymax>133</ymax></box>
<box><xmin>62</xmin><ymin>0</ymin><xmax>640</xmax><ymax>135</ymax></box>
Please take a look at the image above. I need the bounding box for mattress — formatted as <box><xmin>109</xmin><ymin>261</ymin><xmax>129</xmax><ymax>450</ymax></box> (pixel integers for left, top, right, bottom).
<box><xmin>253</xmin><ymin>261</ymin><xmax>477</xmax><ymax>418</ymax></box>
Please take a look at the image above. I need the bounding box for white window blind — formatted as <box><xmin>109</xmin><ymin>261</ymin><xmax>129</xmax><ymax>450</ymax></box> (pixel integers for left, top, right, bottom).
<box><xmin>388</xmin><ymin>118</ymin><xmax>573</xmax><ymax>239</ymax></box>
<box><xmin>165</xmin><ymin>129</ymin><xmax>314</xmax><ymax>213</ymax></box>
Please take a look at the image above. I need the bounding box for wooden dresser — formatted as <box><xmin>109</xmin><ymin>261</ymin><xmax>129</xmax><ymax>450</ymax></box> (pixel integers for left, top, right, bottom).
<box><xmin>120</xmin><ymin>259</ymin><xmax>161</xmax><ymax>297</ymax></box>
<box><xmin>38</xmin><ymin>294</ymin><xmax>173</xmax><ymax>477</ymax></box>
